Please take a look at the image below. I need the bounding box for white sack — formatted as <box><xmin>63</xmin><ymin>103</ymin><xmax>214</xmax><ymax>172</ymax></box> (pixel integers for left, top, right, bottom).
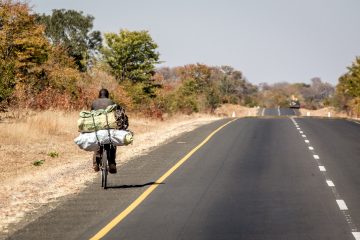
<box><xmin>74</xmin><ymin>129</ymin><xmax>133</xmax><ymax>151</ymax></box>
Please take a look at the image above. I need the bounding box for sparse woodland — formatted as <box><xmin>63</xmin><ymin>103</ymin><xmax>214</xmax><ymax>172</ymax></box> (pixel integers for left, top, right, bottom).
<box><xmin>1</xmin><ymin>1</ymin><xmax>360</xmax><ymax>118</ymax></box>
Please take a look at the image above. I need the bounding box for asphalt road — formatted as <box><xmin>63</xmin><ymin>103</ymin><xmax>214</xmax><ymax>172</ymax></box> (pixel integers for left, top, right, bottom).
<box><xmin>258</xmin><ymin>107</ymin><xmax>299</xmax><ymax>116</ymax></box>
<box><xmin>7</xmin><ymin>117</ymin><xmax>360</xmax><ymax>240</ymax></box>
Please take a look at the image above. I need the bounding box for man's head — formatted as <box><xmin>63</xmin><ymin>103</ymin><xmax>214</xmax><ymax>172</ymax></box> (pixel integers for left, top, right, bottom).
<box><xmin>99</xmin><ymin>88</ymin><xmax>109</xmax><ymax>98</ymax></box>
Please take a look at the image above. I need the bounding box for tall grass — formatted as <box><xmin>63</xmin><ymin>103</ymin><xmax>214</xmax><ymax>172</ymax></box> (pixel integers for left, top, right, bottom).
<box><xmin>0</xmin><ymin>110</ymin><xmax>79</xmax><ymax>145</ymax></box>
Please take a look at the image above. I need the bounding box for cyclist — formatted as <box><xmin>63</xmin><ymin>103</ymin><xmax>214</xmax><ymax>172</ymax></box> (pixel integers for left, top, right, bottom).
<box><xmin>91</xmin><ymin>88</ymin><xmax>117</xmax><ymax>174</ymax></box>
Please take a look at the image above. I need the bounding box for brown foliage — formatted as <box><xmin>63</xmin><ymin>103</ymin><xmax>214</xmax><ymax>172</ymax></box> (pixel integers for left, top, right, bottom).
<box><xmin>0</xmin><ymin>0</ymin><xmax>49</xmax><ymax>82</ymax></box>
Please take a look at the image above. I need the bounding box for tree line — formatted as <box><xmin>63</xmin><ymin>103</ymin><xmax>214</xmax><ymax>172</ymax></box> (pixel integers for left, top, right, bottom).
<box><xmin>0</xmin><ymin>1</ymin><xmax>359</xmax><ymax>117</ymax></box>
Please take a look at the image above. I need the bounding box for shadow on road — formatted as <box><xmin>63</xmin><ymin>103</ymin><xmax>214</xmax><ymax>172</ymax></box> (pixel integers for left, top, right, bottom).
<box><xmin>107</xmin><ymin>182</ymin><xmax>164</xmax><ymax>189</ymax></box>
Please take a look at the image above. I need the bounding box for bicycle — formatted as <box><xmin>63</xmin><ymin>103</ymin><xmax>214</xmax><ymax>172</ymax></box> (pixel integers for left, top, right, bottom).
<box><xmin>92</xmin><ymin>110</ymin><xmax>115</xmax><ymax>190</ymax></box>
<box><xmin>98</xmin><ymin>144</ymin><xmax>116</xmax><ymax>189</ymax></box>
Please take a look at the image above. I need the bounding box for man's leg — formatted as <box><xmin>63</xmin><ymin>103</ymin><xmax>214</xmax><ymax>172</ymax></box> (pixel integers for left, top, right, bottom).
<box><xmin>106</xmin><ymin>145</ymin><xmax>117</xmax><ymax>174</ymax></box>
<box><xmin>92</xmin><ymin>147</ymin><xmax>102</xmax><ymax>172</ymax></box>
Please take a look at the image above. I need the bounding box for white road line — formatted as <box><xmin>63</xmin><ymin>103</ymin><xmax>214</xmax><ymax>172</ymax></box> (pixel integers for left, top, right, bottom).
<box><xmin>353</xmin><ymin>232</ymin><xmax>360</xmax><ymax>240</ymax></box>
<box><xmin>261</xmin><ymin>108</ymin><xmax>265</xmax><ymax>116</ymax></box>
<box><xmin>349</xmin><ymin>120</ymin><xmax>360</xmax><ymax>125</ymax></box>
<box><xmin>296</xmin><ymin>119</ymin><xmax>359</xmax><ymax>236</ymax></box>
<box><xmin>336</xmin><ymin>200</ymin><xmax>348</xmax><ymax>210</ymax></box>
<box><xmin>326</xmin><ymin>180</ymin><xmax>335</xmax><ymax>187</ymax></box>
<box><xmin>319</xmin><ymin>166</ymin><xmax>326</xmax><ymax>171</ymax></box>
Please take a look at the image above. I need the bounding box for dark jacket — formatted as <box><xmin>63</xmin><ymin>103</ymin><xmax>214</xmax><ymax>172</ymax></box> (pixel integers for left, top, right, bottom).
<box><xmin>91</xmin><ymin>98</ymin><xmax>115</xmax><ymax>110</ymax></box>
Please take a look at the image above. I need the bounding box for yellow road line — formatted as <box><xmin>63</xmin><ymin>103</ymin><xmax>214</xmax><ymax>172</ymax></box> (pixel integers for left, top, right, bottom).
<box><xmin>90</xmin><ymin>118</ymin><xmax>237</xmax><ymax>240</ymax></box>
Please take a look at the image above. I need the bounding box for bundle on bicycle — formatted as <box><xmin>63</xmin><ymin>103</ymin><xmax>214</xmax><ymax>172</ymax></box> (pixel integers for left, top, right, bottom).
<box><xmin>73</xmin><ymin>89</ymin><xmax>133</xmax><ymax>189</ymax></box>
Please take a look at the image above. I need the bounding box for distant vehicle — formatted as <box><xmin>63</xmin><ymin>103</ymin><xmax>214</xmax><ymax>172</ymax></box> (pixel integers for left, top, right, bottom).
<box><xmin>289</xmin><ymin>100</ymin><xmax>300</xmax><ymax>109</ymax></box>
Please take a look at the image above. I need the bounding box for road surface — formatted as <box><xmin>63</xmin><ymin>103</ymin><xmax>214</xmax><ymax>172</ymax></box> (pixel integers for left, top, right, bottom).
<box><xmin>258</xmin><ymin>107</ymin><xmax>299</xmax><ymax>116</ymax></box>
<box><xmin>7</xmin><ymin>111</ymin><xmax>360</xmax><ymax>240</ymax></box>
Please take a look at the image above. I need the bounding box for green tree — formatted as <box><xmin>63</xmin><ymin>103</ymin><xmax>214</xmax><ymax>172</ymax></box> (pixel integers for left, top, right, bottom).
<box><xmin>102</xmin><ymin>29</ymin><xmax>160</xmax><ymax>83</ymax></box>
<box><xmin>337</xmin><ymin>57</ymin><xmax>360</xmax><ymax>98</ymax></box>
<box><xmin>206</xmin><ymin>85</ymin><xmax>221</xmax><ymax>112</ymax></box>
<box><xmin>0</xmin><ymin>62</ymin><xmax>15</xmax><ymax>108</ymax></box>
<box><xmin>336</xmin><ymin>57</ymin><xmax>360</xmax><ymax>115</ymax></box>
<box><xmin>37</xmin><ymin>9</ymin><xmax>102</xmax><ymax>71</ymax></box>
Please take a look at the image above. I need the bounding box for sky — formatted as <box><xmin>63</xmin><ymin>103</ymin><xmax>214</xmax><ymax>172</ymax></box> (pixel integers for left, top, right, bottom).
<box><xmin>29</xmin><ymin>0</ymin><xmax>360</xmax><ymax>85</ymax></box>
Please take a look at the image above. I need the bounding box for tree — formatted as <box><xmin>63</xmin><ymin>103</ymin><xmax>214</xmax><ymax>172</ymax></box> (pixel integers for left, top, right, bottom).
<box><xmin>336</xmin><ymin>57</ymin><xmax>360</xmax><ymax>116</ymax></box>
<box><xmin>0</xmin><ymin>0</ymin><xmax>49</xmax><ymax>107</ymax></box>
<box><xmin>37</xmin><ymin>9</ymin><xmax>102</xmax><ymax>71</ymax></box>
<box><xmin>337</xmin><ymin>57</ymin><xmax>360</xmax><ymax>98</ymax></box>
<box><xmin>300</xmin><ymin>78</ymin><xmax>334</xmax><ymax>108</ymax></box>
<box><xmin>103</xmin><ymin>29</ymin><xmax>160</xmax><ymax>83</ymax></box>
<box><xmin>213</xmin><ymin>66</ymin><xmax>257</xmax><ymax>105</ymax></box>
<box><xmin>177</xmin><ymin>64</ymin><xmax>211</xmax><ymax>92</ymax></box>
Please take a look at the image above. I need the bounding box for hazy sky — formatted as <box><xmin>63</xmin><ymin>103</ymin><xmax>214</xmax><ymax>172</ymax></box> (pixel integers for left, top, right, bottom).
<box><xmin>30</xmin><ymin>0</ymin><xmax>360</xmax><ymax>85</ymax></box>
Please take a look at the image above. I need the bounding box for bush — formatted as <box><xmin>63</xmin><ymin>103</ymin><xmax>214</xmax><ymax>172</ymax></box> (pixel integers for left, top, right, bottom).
<box><xmin>48</xmin><ymin>151</ymin><xmax>59</xmax><ymax>158</ymax></box>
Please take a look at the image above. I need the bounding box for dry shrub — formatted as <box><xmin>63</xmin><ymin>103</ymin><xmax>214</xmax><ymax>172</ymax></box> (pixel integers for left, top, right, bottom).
<box><xmin>80</xmin><ymin>67</ymin><xmax>133</xmax><ymax>109</ymax></box>
<box><xmin>214</xmin><ymin>104</ymin><xmax>256</xmax><ymax>117</ymax></box>
<box><xmin>349</xmin><ymin>97</ymin><xmax>360</xmax><ymax>118</ymax></box>
<box><xmin>12</xmin><ymin>67</ymin><xmax>133</xmax><ymax>111</ymax></box>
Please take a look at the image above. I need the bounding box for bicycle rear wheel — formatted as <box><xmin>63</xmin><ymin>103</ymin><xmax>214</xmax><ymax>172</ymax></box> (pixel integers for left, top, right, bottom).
<box><xmin>101</xmin><ymin>149</ymin><xmax>108</xmax><ymax>189</ymax></box>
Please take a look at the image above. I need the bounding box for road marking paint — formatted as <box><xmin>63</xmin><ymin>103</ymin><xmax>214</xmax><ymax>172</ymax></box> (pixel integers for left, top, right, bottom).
<box><xmin>352</xmin><ymin>232</ymin><xmax>360</xmax><ymax>240</ymax></box>
<box><xmin>294</xmin><ymin>117</ymin><xmax>360</xmax><ymax>235</ymax></box>
<box><xmin>177</xmin><ymin>141</ymin><xmax>186</xmax><ymax>144</ymax></box>
<box><xmin>319</xmin><ymin>166</ymin><xmax>326</xmax><ymax>171</ymax></box>
<box><xmin>348</xmin><ymin>120</ymin><xmax>360</xmax><ymax>125</ymax></box>
<box><xmin>326</xmin><ymin>180</ymin><xmax>335</xmax><ymax>187</ymax></box>
<box><xmin>336</xmin><ymin>200</ymin><xmax>348</xmax><ymax>210</ymax></box>
<box><xmin>89</xmin><ymin>119</ymin><xmax>238</xmax><ymax>240</ymax></box>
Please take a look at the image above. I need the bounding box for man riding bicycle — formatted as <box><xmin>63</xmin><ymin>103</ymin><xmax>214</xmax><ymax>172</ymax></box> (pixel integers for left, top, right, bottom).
<box><xmin>91</xmin><ymin>88</ymin><xmax>117</xmax><ymax>174</ymax></box>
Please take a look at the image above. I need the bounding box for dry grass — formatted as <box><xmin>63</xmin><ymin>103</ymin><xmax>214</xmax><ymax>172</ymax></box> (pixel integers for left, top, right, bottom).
<box><xmin>214</xmin><ymin>104</ymin><xmax>257</xmax><ymax>117</ymax></box>
<box><xmin>1</xmin><ymin>111</ymin><xmax>78</xmax><ymax>145</ymax></box>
